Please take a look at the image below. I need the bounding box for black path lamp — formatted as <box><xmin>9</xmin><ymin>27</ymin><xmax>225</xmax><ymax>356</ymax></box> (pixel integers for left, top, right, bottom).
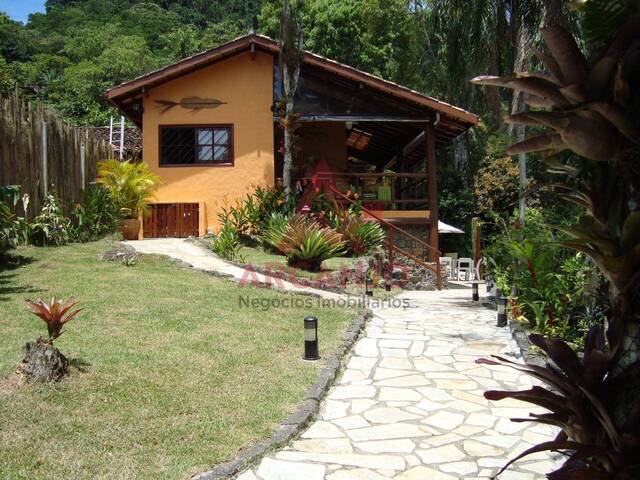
<box><xmin>486</xmin><ymin>275</ymin><xmax>493</xmax><ymax>293</ymax></box>
<box><xmin>384</xmin><ymin>274</ymin><xmax>392</xmax><ymax>292</ymax></box>
<box><xmin>471</xmin><ymin>281</ymin><xmax>479</xmax><ymax>302</ymax></box>
<box><xmin>365</xmin><ymin>268</ymin><xmax>374</xmax><ymax>297</ymax></box>
<box><xmin>496</xmin><ymin>294</ymin><xmax>507</xmax><ymax>327</ymax></box>
<box><xmin>303</xmin><ymin>316</ymin><xmax>320</xmax><ymax>360</ymax></box>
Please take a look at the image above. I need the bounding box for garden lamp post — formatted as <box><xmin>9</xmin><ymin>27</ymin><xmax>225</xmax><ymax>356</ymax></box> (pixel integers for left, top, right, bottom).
<box><xmin>496</xmin><ymin>295</ymin><xmax>507</xmax><ymax>327</ymax></box>
<box><xmin>365</xmin><ymin>268</ymin><xmax>374</xmax><ymax>297</ymax></box>
<box><xmin>471</xmin><ymin>281</ymin><xmax>479</xmax><ymax>302</ymax></box>
<box><xmin>303</xmin><ymin>316</ymin><xmax>319</xmax><ymax>360</ymax></box>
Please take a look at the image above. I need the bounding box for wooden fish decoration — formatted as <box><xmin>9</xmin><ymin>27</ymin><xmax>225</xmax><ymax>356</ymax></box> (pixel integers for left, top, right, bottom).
<box><xmin>154</xmin><ymin>97</ymin><xmax>227</xmax><ymax>113</ymax></box>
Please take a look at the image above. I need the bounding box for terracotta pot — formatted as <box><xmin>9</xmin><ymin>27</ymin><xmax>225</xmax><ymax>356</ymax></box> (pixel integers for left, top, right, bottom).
<box><xmin>117</xmin><ymin>218</ymin><xmax>141</xmax><ymax>240</ymax></box>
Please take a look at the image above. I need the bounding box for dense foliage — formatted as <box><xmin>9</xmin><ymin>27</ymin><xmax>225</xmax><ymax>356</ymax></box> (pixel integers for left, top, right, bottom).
<box><xmin>211</xmin><ymin>184</ymin><xmax>385</xmax><ymax>268</ymax></box>
<box><xmin>473</xmin><ymin>2</ymin><xmax>640</xmax><ymax>477</ymax></box>
<box><xmin>486</xmin><ymin>208</ymin><xmax>608</xmax><ymax>347</ymax></box>
<box><xmin>0</xmin><ymin>1</ymin><xmax>581</xmax><ymax>252</ymax></box>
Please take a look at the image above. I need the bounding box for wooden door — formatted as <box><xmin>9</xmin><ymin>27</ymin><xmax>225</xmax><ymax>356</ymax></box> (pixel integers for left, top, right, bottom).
<box><xmin>143</xmin><ymin>203</ymin><xmax>199</xmax><ymax>238</ymax></box>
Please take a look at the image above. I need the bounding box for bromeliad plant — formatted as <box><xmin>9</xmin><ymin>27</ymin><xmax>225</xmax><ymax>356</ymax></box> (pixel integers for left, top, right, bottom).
<box><xmin>25</xmin><ymin>297</ymin><xmax>83</xmax><ymax>342</ymax></box>
<box><xmin>471</xmin><ymin>2</ymin><xmax>640</xmax><ymax>477</ymax></box>
<box><xmin>267</xmin><ymin>213</ymin><xmax>345</xmax><ymax>271</ymax></box>
<box><xmin>477</xmin><ymin>327</ymin><xmax>639</xmax><ymax>479</ymax></box>
<box><xmin>334</xmin><ymin>214</ymin><xmax>386</xmax><ymax>256</ymax></box>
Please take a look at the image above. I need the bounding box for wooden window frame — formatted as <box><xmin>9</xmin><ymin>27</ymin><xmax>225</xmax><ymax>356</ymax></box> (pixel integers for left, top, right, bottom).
<box><xmin>158</xmin><ymin>124</ymin><xmax>234</xmax><ymax>168</ymax></box>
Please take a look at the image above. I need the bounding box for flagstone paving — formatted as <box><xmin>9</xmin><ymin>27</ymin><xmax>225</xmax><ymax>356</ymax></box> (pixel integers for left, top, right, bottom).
<box><xmin>237</xmin><ymin>288</ymin><xmax>559</xmax><ymax>480</ymax></box>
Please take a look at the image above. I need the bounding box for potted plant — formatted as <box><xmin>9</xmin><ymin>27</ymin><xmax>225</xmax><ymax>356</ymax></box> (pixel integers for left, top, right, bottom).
<box><xmin>96</xmin><ymin>159</ymin><xmax>163</xmax><ymax>240</ymax></box>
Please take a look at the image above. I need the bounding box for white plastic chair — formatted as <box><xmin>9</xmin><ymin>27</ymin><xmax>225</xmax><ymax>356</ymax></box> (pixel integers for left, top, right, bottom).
<box><xmin>457</xmin><ymin>257</ymin><xmax>473</xmax><ymax>281</ymax></box>
<box><xmin>440</xmin><ymin>256</ymin><xmax>453</xmax><ymax>279</ymax></box>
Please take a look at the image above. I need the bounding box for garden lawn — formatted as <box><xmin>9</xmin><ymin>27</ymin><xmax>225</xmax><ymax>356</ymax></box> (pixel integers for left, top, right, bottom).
<box><xmin>0</xmin><ymin>239</ymin><xmax>356</xmax><ymax>480</ymax></box>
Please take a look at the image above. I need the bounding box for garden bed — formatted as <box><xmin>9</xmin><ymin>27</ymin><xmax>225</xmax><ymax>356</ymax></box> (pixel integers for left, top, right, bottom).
<box><xmin>0</xmin><ymin>239</ymin><xmax>357</xmax><ymax>480</ymax></box>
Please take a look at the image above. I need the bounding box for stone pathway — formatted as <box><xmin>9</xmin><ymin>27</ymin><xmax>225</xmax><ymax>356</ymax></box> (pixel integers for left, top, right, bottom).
<box><xmin>237</xmin><ymin>289</ymin><xmax>558</xmax><ymax>480</ymax></box>
<box><xmin>124</xmin><ymin>238</ymin><xmax>342</xmax><ymax>300</ymax></box>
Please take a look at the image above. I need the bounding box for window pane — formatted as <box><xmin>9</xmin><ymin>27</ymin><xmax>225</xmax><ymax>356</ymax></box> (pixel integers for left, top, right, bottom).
<box><xmin>197</xmin><ymin>146</ymin><xmax>213</xmax><ymax>161</ymax></box>
<box><xmin>197</xmin><ymin>129</ymin><xmax>213</xmax><ymax>145</ymax></box>
<box><xmin>213</xmin><ymin>146</ymin><xmax>229</xmax><ymax>161</ymax></box>
<box><xmin>213</xmin><ymin>128</ymin><xmax>229</xmax><ymax>145</ymax></box>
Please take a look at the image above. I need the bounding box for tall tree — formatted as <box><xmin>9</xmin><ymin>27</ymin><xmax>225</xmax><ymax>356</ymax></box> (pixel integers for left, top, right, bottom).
<box><xmin>279</xmin><ymin>0</ymin><xmax>303</xmax><ymax>198</ymax></box>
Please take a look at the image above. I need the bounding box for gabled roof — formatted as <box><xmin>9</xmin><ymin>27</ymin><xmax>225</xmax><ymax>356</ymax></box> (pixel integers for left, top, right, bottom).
<box><xmin>107</xmin><ymin>34</ymin><xmax>478</xmax><ymax>133</ymax></box>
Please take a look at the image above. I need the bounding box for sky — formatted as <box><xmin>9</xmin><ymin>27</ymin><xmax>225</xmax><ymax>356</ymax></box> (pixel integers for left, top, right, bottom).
<box><xmin>0</xmin><ymin>0</ymin><xmax>46</xmax><ymax>23</ymax></box>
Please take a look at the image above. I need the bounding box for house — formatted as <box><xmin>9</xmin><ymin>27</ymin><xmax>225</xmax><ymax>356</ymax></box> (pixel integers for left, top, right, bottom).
<box><xmin>106</xmin><ymin>33</ymin><xmax>477</xmax><ymax>263</ymax></box>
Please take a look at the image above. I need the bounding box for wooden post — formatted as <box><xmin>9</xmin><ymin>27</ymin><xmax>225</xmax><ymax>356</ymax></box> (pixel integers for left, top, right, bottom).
<box><xmin>425</xmin><ymin>123</ymin><xmax>438</xmax><ymax>263</ymax></box>
<box><xmin>41</xmin><ymin>120</ymin><xmax>48</xmax><ymax>197</ymax></box>
<box><xmin>80</xmin><ymin>140</ymin><xmax>86</xmax><ymax>190</ymax></box>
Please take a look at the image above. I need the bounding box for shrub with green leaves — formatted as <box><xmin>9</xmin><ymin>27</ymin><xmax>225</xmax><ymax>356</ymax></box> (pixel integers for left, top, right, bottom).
<box><xmin>0</xmin><ymin>185</ymin><xmax>21</xmax><ymax>255</ymax></box>
<box><xmin>262</xmin><ymin>212</ymin><xmax>291</xmax><ymax>251</ymax></box>
<box><xmin>334</xmin><ymin>214</ymin><xmax>386</xmax><ymax>255</ymax></box>
<box><xmin>71</xmin><ymin>185</ymin><xmax>121</xmax><ymax>242</ymax></box>
<box><xmin>211</xmin><ymin>222</ymin><xmax>245</xmax><ymax>263</ymax></box>
<box><xmin>96</xmin><ymin>159</ymin><xmax>163</xmax><ymax>219</ymax></box>
<box><xmin>485</xmin><ymin>208</ymin><xmax>608</xmax><ymax>347</ymax></box>
<box><xmin>31</xmin><ymin>192</ymin><xmax>72</xmax><ymax>247</ymax></box>
<box><xmin>267</xmin><ymin>213</ymin><xmax>345</xmax><ymax>271</ymax></box>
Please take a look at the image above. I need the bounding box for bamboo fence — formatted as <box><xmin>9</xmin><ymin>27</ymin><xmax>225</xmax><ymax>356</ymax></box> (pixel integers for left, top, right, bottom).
<box><xmin>0</xmin><ymin>91</ymin><xmax>114</xmax><ymax>219</ymax></box>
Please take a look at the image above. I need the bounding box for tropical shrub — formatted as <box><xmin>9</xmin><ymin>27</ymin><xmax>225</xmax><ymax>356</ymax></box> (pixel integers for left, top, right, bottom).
<box><xmin>472</xmin><ymin>6</ymin><xmax>640</xmax><ymax>477</ymax></box>
<box><xmin>24</xmin><ymin>297</ymin><xmax>83</xmax><ymax>342</ymax></box>
<box><xmin>218</xmin><ymin>184</ymin><xmax>296</xmax><ymax>243</ymax></box>
<box><xmin>486</xmin><ymin>209</ymin><xmax>608</xmax><ymax>346</ymax></box>
<box><xmin>262</xmin><ymin>212</ymin><xmax>291</xmax><ymax>251</ymax></box>
<box><xmin>478</xmin><ymin>328</ymin><xmax>639</xmax><ymax>479</ymax></box>
<box><xmin>71</xmin><ymin>185</ymin><xmax>120</xmax><ymax>242</ymax></box>
<box><xmin>96</xmin><ymin>159</ymin><xmax>163</xmax><ymax>218</ymax></box>
<box><xmin>211</xmin><ymin>221</ymin><xmax>245</xmax><ymax>263</ymax></box>
<box><xmin>0</xmin><ymin>185</ymin><xmax>21</xmax><ymax>255</ymax></box>
<box><xmin>334</xmin><ymin>214</ymin><xmax>386</xmax><ymax>256</ymax></box>
<box><xmin>267</xmin><ymin>213</ymin><xmax>345</xmax><ymax>271</ymax></box>
<box><xmin>31</xmin><ymin>192</ymin><xmax>71</xmax><ymax>247</ymax></box>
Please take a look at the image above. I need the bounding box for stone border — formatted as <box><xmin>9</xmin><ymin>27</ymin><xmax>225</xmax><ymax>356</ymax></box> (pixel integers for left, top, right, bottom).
<box><xmin>480</xmin><ymin>294</ymin><xmax>546</xmax><ymax>366</ymax></box>
<box><xmin>192</xmin><ymin>310</ymin><xmax>372</xmax><ymax>480</ymax></box>
<box><xmin>508</xmin><ymin>318</ymin><xmax>546</xmax><ymax>366</ymax></box>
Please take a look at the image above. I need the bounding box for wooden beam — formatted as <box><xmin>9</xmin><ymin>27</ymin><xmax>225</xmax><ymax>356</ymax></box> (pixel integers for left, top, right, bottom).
<box><xmin>276</xmin><ymin>114</ymin><xmax>432</xmax><ymax>123</ymax></box>
<box><xmin>426</xmin><ymin>123</ymin><xmax>439</xmax><ymax>262</ymax></box>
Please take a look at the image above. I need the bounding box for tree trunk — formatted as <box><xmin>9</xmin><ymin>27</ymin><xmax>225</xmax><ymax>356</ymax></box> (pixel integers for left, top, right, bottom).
<box><xmin>453</xmin><ymin>134</ymin><xmax>469</xmax><ymax>171</ymax></box>
<box><xmin>17</xmin><ymin>337</ymin><xmax>68</xmax><ymax>383</ymax></box>
<box><xmin>509</xmin><ymin>21</ymin><xmax>530</xmax><ymax>222</ymax></box>
<box><xmin>542</xmin><ymin>0</ymin><xmax>568</xmax><ymax>28</ymax></box>
<box><xmin>279</xmin><ymin>0</ymin><xmax>303</xmax><ymax>199</ymax></box>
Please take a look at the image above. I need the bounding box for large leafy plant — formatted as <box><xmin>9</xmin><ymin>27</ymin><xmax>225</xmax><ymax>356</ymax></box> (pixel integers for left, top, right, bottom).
<box><xmin>0</xmin><ymin>185</ymin><xmax>21</xmax><ymax>255</ymax></box>
<box><xmin>332</xmin><ymin>213</ymin><xmax>386</xmax><ymax>256</ymax></box>
<box><xmin>472</xmin><ymin>2</ymin><xmax>640</xmax><ymax>477</ymax></box>
<box><xmin>31</xmin><ymin>192</ymin><xmax>71</xmax><ymax>247</ymax></box>
<box><xmin>71</xmin><ymin>185</ymin><xmax>120</xmax><ymax>242</ymax></box>
<box><xmin>267</xmin><ymin>213</ymin><xmax>345</xmax><ymax>271</ymax></box>
<box><xmin>96</xmin><ymin>159</ymin><xmax>163</xmax><ymax>219</ymax></box>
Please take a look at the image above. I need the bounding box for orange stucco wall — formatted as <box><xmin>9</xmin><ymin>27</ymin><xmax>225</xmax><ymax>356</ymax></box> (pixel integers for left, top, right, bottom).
<box><xmin>142</xmin><ymin>51</ymin><xmax>274</xmax><ymax>236</ymax></box>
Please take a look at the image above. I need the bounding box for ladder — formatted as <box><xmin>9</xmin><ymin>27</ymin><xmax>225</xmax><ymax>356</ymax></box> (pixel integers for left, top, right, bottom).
<box><xmin>108</xmin><ymin>116</ymin><xmax>125</xmax><ymax>160</ymax></box>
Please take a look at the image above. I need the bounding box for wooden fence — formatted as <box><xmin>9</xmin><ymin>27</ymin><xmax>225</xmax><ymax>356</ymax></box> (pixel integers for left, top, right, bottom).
<box><xmin>0</xmin><ymin>91</ymin><xmax>114</xmax><ymax>219</ymax></box>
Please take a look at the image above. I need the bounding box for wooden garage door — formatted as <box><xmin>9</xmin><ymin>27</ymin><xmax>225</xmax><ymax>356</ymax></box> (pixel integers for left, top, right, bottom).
<box><xmin>143</xmin><ymin>203</ymin><xmax>199</xmax><ymax>238</ymax></box>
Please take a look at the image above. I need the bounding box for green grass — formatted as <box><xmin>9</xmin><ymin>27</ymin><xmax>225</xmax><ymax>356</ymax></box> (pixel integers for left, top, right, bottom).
<box><xmin>0</xmin><ymin>240</ymin><xmax>356</xmax><ymax>480</ymax></box>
